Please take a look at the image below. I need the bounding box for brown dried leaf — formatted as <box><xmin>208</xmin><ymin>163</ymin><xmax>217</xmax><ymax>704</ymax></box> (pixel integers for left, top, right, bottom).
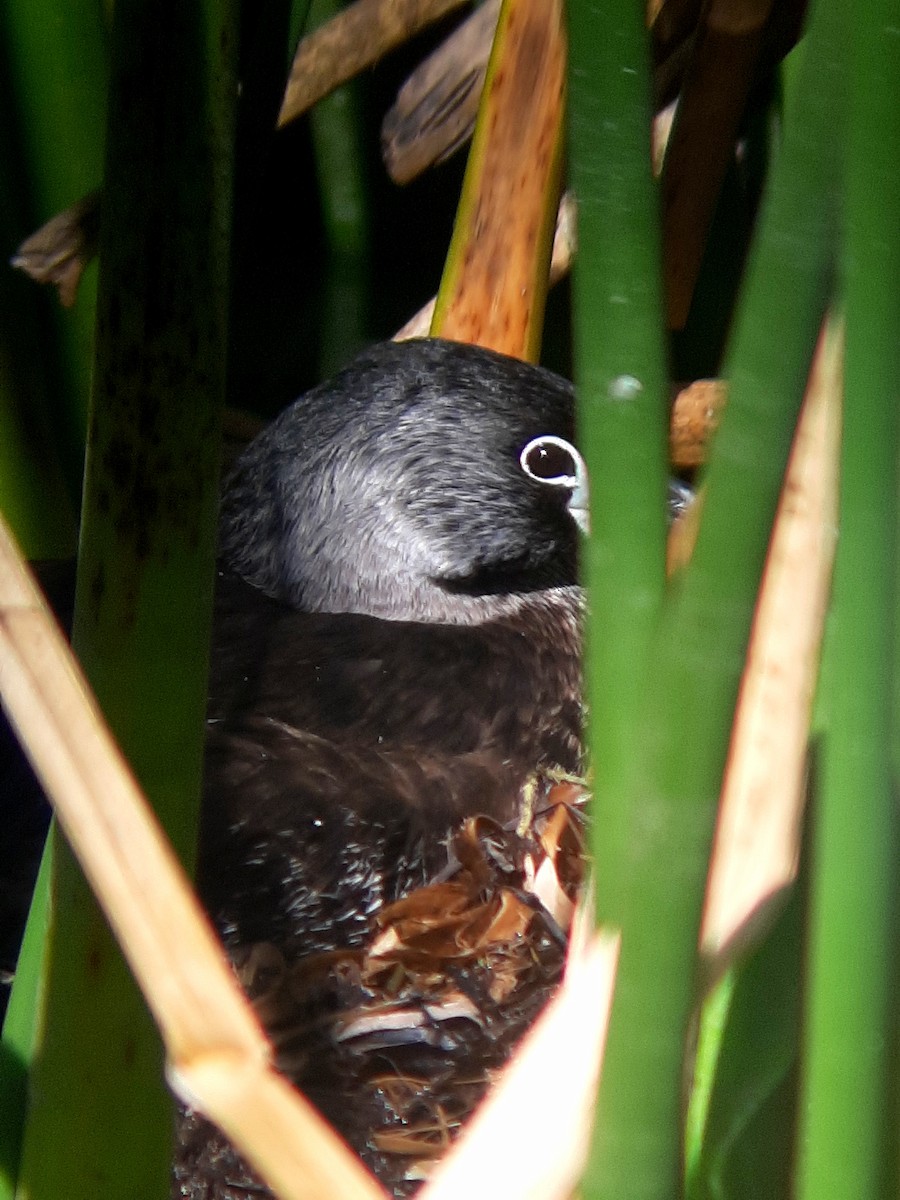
<box><xmin>382</xmin><ymin>0</ymin><xmax>501</xmax><ymax>184</ymax></box>
<box><xmin>279</xmin><ymin>0</ymin><xmax>468</xmax><ymax>128</ymax></box>
<box><xmin>11</xmin><ymin>191</ymin><xmax>100</xmax><ymax>307</ymax></box>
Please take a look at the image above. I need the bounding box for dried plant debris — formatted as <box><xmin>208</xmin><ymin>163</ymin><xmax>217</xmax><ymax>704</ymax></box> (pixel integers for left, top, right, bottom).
<box><xmin>279</xmin><ymin>0</ymin><xmax>469</xmax><ymax>129</ymax></box>
<box><xmin>174</xmin><ymin>772</ymin><xmax>587</xmax><ymax>1199</ymax></box>
<box><xmin>382</xmin><ymin>0</ymin><xmax>501</xmax><ymax>185</ymax></box>
<box><xmin>10</xmin><ymin>191</ymin><xmax>101</xmax><ymax>307</ymax></box>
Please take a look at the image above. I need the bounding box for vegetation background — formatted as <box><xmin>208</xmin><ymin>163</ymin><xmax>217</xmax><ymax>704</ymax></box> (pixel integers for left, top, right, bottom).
<box><xmin>0</xmin><ymin>1</ymin><xmax>897</xmax><ymax>1199</ymax></box>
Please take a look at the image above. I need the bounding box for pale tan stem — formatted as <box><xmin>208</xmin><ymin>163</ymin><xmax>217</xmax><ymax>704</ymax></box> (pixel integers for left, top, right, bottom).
<box><xmin>0</xmin><ymin>517</ymin><xmax>386</xmax><ymax>1200</ymax></box>
<box><xmin>701</xmin><ymin>317</ymin><xmax>842</xmax><ymax>970</ymax></box>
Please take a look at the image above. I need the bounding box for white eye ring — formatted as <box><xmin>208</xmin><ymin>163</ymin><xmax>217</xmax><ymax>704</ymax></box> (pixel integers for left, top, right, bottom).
<box><xmin>519</xmin><ymin>435</ymin><xmax>582</xmax><ymax>486</ymax></box>
<box><xmin>519</xmin><ymin>435</ymin><xmax>589</xmax><ymax>533</ymax></box>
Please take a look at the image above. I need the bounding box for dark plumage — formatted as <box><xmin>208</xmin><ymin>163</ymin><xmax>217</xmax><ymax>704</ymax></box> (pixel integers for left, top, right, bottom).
<box><xmin>177</xmin><ymin>338</ymin><xmax>588</xmax><ymax>1196</ymax></box>
<box><xmin>198</xmin><ymin>338</ymin><xmax>585</xmax><ymax>963</ymax></box>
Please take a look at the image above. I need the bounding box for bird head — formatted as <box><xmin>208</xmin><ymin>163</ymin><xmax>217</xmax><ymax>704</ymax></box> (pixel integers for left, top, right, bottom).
<box><xmin>218</xmin><ymin>338</ymin><xmax>586</xmax><ymax>624</ymax></box>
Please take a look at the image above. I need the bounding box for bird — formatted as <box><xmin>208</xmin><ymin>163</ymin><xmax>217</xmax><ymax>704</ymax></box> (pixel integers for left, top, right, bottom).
<box><xmin>197</xmin><ymin>337</ymin><xmax>587</xmax><ymax>958</ymax></box>
<box><xmin>174</xmin><ymin>336</ymin><xmax>590</xmax><ymax>1197</ymax></box>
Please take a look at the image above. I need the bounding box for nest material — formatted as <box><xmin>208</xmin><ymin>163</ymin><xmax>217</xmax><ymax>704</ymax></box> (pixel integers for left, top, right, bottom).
<box><xmin>175</xmin><ymin>774</ymin><xmax>587</xmax><ymax>1198</ymax></box>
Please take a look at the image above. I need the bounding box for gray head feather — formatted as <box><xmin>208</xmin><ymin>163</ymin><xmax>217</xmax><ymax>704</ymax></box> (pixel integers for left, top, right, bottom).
<box><xmin>219</xmin><ymin>338</ymin><xmax>582</xmax><ymax>623</ymax></box>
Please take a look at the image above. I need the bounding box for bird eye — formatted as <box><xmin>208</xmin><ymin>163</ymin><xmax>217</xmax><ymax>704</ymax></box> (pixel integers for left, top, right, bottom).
<box><xmin>520</xmin><ymin>435</ymin><xmax>590</xmax><ymax>534</ymax></box>
<box><xmin>519</xmin><ymin>436</ymin><xmax>583</xmax><ymax>487</ymax></box>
